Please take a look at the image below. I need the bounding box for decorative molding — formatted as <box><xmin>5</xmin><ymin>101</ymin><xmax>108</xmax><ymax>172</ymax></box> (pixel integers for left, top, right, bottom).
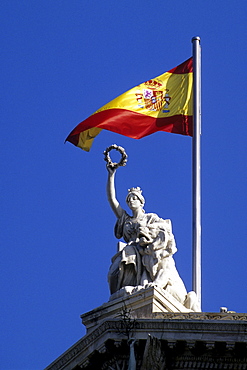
<box><xmin>205</xmin><ymin>341</ymin><xmax>215</xmax><ymax>350</ymax></box>
<box><xmin>174</xmin><ymin>354</ymin><xmax>247</xmax><ymax>367</ymax></box>
<box><xmin>98</xmin><ymin>344</ymin><xmax>107</xmax><ymax>354</ymax></box>
<box><xmin>167</xmin><ymin>340</ymin><xmax>177</xmax><ymax>349</ymax></box>
<box><xmin>226</xmin><ymin>342</ymin><xmax>235</xmax><ymax>351</ymax></box>
<box><xmin>150</xmin><ymin>312</ymin><xmax>247</xmax><ymax>321</ymax></box>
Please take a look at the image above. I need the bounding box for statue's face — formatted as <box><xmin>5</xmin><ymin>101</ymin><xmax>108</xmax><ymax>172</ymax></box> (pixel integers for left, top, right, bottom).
<box><xmin>127</xmin><ymin>194</ymin><xmax>142</xmax><ymax>211</ymax></box>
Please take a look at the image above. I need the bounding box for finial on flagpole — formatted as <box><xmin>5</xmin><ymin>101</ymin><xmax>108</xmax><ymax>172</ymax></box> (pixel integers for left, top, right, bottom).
<box><xmin>192</xmin><ymin>36</ymin><xmax>201</xmax><ymax>43</ymax></box>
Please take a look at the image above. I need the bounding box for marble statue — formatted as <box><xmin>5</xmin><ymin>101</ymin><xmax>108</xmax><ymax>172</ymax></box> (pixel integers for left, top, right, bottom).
<box><xmin>105</xmin><ymin>145</ymin><xmax>200</xmax><ymax>312</ymax></box>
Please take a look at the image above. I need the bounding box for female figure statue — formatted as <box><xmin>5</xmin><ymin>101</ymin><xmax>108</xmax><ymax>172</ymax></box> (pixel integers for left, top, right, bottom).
<box><xmin>106</xmin><ymin>164</ymin><xmax>200</xmax><ymax>311</ymax></box>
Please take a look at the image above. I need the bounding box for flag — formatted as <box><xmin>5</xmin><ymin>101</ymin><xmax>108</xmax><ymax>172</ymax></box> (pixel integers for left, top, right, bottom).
<box><xmin>66</xmin><ymin>58</ymin><xmax>193</xmax><ymax>151</ymax></box>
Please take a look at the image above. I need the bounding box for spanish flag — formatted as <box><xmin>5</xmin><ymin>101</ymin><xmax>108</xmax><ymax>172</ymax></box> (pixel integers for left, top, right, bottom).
<box><xmin>66</xmin><ymin>58</ymin><xmax>193</xmax><ymax>151</ymax></box>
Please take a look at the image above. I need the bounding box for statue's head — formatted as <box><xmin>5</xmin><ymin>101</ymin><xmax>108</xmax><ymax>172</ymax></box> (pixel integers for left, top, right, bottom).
<box><xmin>126</xmin><ymin>187</ymin><xmax>145</xmax><ymax>211</ymax></box>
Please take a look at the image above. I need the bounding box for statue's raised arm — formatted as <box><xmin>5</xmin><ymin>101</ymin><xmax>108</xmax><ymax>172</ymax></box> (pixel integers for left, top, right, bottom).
<box><xmin>104</xmin><ymin>145</ymin><xmax>128</xmax><ymax>219</ymax></box>
<box><xmin>106</xmin><ymin>165</ymin><xmax>124</xmax><ymax>219</ymax></box>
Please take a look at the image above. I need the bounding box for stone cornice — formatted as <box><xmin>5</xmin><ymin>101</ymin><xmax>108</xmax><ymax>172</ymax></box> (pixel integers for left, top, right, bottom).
<box><xmin>45</xmin><ymin>314</ymin><xmax>247</xmax><ymax>370</ymax></box>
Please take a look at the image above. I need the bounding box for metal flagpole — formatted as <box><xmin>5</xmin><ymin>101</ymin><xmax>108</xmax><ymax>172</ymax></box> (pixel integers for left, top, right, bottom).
<box><xmin>192</xmin><ymin>36</ymin><xmax>202</xmax><ymax>310</ymax></box>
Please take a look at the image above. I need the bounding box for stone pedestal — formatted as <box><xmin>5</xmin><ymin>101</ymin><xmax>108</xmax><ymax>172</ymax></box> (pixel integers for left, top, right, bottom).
<box><xmin>81</xmin><ymin>286</ymin><xmax>192</xmax><ymax>333</ymax></box>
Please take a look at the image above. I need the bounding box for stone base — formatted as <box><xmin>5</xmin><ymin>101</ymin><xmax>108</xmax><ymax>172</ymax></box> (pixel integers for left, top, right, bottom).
<box><xmin>81</xmin><ymin>286</ymin><xmax>192</xmax><ymax>333</ymax></box>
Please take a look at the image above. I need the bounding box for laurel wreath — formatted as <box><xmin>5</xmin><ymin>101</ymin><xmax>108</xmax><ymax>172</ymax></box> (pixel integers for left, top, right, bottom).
<box><xmin>103</xmin><ymin>144</ymin><xmax>128</xmax><ymax>169</ymax></box>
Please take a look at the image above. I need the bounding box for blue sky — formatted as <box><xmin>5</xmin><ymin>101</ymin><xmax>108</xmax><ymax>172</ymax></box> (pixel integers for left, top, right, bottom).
<box><xmin>1</xmin><ymin>1</ymin><xmax>247</xmax><ymax>369</ymax></box>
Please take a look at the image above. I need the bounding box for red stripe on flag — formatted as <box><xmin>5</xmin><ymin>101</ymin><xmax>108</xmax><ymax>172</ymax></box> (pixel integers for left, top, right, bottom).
<box><xmin>66</xmin><ymin>109</ymin><xmax>193</xmax><ymax>146</ymax></box>
<box><xmin>168</xmin><ymin>57</ymin><xmax>193</xmax><ymax>74</ymax></box>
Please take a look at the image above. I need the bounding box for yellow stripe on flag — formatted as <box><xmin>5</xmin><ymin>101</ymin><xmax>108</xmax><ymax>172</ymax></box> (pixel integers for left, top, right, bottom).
<box><xmin>94</xmin><ymin>72</ymin><xmax>193</xmax><ymax>118</ymax></box>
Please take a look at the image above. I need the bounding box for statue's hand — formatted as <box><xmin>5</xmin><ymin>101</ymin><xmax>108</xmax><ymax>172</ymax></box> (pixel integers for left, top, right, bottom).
<box><xmin>106</xmin><ymin>164</ymin><xmax>116</xmax><ymax>175</ymax></box>
<box><xmin>138</xmin><ymin>227</ymin><xmax>153</xmax><ymax>245</ymax></box>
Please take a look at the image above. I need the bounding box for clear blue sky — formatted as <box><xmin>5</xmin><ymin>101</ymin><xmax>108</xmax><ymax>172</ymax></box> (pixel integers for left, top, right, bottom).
<box><xmin>1</xmin><ymin>1</ymin><xmax>247</xmax><ymax>369</ymax></box>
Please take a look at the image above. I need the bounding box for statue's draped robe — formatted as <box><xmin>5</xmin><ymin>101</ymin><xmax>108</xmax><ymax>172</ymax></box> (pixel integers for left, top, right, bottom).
<box><xmin>108</xmin><ymin>212</ymin><xmax>188</xmax><ymax>304</ymax></box>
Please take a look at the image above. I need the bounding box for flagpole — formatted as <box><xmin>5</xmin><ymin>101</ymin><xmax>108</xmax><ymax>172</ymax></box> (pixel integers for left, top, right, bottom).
<box><xmin>192</xmin><ymin>36</ymin><xmax>202</xmax><ymax>310</ymax></box>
